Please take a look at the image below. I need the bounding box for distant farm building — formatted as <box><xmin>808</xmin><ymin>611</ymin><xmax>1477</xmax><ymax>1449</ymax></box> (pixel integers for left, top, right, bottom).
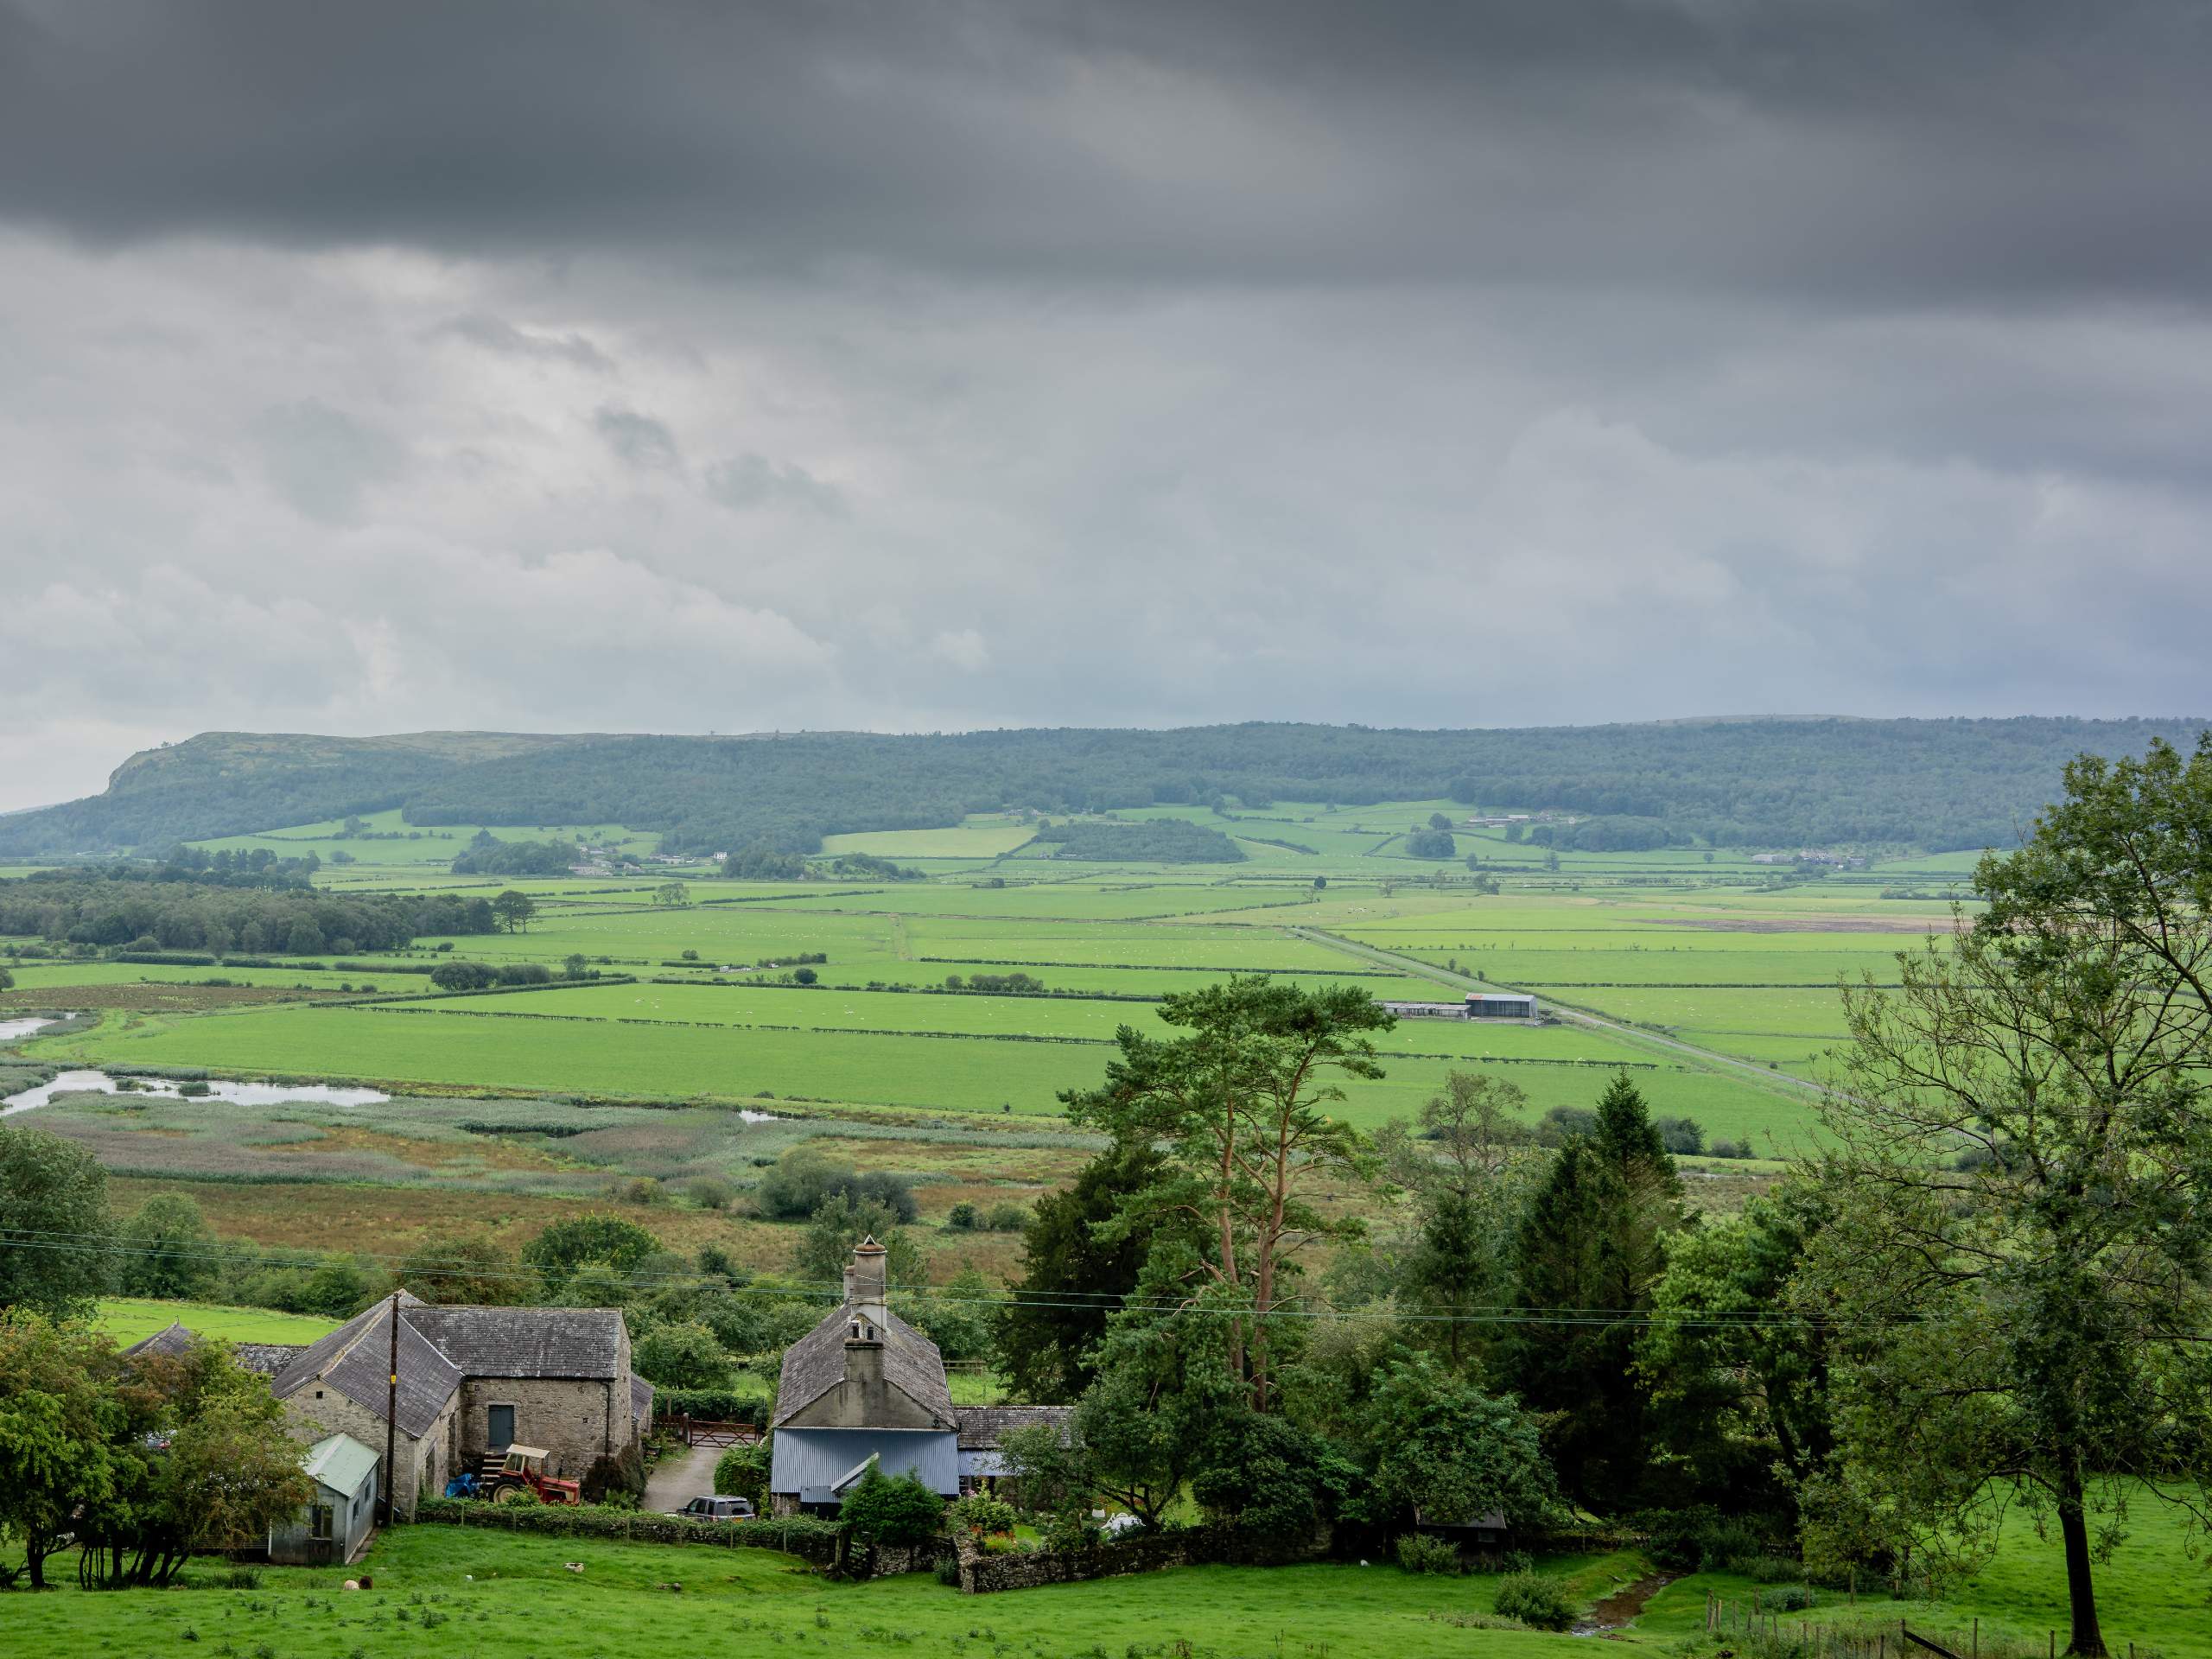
<box><xmin>1379</xmin><ymin>992</ymin><xmax>1539</xmax><ymax>1021</ymax></box>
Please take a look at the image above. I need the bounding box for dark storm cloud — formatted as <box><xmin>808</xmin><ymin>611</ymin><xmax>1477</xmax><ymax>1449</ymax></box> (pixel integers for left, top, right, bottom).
<box><xmin>3</xmin><ymin>1</ymin><xmax>2210</xmax><ymax>304</ymax></box>
<box><xmin>593</xmin><ymin>407</ymin><xmax>681</xmax><ymax>470</ymax></box>
<box><xmin>704</xmin><ymin>454</ymin><xmax>848</xmax><ymax>518</ymax></box>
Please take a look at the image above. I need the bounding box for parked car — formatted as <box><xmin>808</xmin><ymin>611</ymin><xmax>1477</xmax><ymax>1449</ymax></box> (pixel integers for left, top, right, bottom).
<box><xmin>671</xmin><ymin>1496</ymin><xmax>755</xmax><ymax>1522</ymax></box>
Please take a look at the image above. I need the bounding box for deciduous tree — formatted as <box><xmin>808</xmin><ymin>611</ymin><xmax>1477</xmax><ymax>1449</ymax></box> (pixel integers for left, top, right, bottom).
<box><xmin>1807</xmin><ymin>737</ymin><xmax>2212</xmax><ymax>1656</ymax></box>
<box><xmin>0</xmin><ymin>1127</ymin><xmax>111</xmax><ymax>1319</ymax></box>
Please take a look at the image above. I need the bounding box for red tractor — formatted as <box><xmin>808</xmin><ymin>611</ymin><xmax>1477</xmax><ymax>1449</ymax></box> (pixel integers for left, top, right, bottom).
<box><xmin>479</xmin><ymin>1445</ymin><xmax>581</xmax><ymax>1506</ymax></box>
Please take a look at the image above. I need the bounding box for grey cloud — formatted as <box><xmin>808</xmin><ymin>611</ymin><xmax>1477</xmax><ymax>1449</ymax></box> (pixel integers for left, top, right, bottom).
<box><xmin>250</xmin><ymin>398</ymin><xmax>402</xmax><ymax>524</ymax></box>
<box><xmin>704</xmin><ymin>454</ymin><xmax>847</xmax><ymax>518</ymax></box>
<box><xmin>0</xmin><ymin>3</ymin><xmax>2209</xmax><ymax>306</ymax></box>
<box><xmin>594</xmin><ymin>406</ymin><xmax>680</xmax><ymax>470</ymax></box>
<box><xmin>436</xmin><ymin>314</ymin><xmax>613</xmax><ymax>372</ymax></box>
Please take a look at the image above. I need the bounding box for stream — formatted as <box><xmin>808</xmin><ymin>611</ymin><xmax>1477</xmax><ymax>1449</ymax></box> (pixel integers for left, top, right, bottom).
<box><xmin>2</xmin><ymin>1070</ymin><xmax>391</xmax><ymax>1116</ymax></box>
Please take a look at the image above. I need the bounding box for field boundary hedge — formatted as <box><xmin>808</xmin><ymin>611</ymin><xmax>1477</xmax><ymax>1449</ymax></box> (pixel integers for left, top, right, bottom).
<box><xmin>415</xmin><ymin>1498</ymin><xmax>841</xmax><ymax>1563</ymax></box>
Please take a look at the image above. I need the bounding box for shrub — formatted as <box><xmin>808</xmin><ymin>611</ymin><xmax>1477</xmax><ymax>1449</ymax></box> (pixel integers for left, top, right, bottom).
<box><xmin>934</xmin><ymin>1554</ymin><xmax>963</xmax><ymax>1586</ymax></box>
<box><xmin>1763</xmin><ymin>1585</ymin><xmax>1816</xmax><ymax>1611</ymax></box>
<box><xmin>1492</xmin><ymin>1571</ymin><xmax>1574</xmax><ymax>1631</ymax></box>
<box><xmin>945</xmin><ymin>1202</ymin><xmax>980</xmax><ymax>1231</ymax></box>
<box><xmin>685</xmin><ymin>1178</ymin><xmax>734</xmax><ymax>1211</ymax></box>
<box><xmin>714</xmin><ymin>1441</ymin><xmax>772</xmax><ymax>1505</ymax></box>
<box><xmin>1395</xmin><ymin>1533</ymin><xmax>1463</xmax><ymax>1575</ymax></box>
<box><xmin>1653</xmin><ymin>1115</ymin><xmax>1703</xmax><ymax>1155</ymax></box>
<box><xmin>946</xmin><ymin>1495</ymin><xmax>1016</xmax><ymax>1537</ymax></box>
<box><xmin>1535</xmin><ymin>1105</ymin><xmax>1598</xmax><ymax>1146</ymax></box>
<box><xmin>838</xmin><ymin>1467</ymin><xmax>944</xmax><ymax>1548</ymax></box>
<box><xmin>632</xmin><ymin>1321</ymin><xmax>728</xmax><ymax>1389</ymax></box>
<box><xmin>985</xmin><ymin>1203</ymin><xmax>1028</xmax><ymax>1232</ymax></box>
<box><xmin>659</xmin><ymin>1385</ymin><xmax>775</xmax><ymax>1422</ymax></box>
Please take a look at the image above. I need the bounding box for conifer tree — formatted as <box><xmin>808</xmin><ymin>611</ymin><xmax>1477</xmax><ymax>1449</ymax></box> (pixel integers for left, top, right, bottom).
<box><xmin>1505</xmin><ymin>1072</ymin><xmax>1688</xmax><ymax>1509</ymax></box>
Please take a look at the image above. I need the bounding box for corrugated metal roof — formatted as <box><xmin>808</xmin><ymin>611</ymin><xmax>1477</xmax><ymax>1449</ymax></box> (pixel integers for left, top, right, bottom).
<box><xmin>769</xmin><ymin>1428</ymin><xmax>958</xmax><ymax>1497</ymax></box>
<box><xmin>302</xmin><ymin>1433</ymin><xmax>380</xmax><ymax>1496</ymax></box>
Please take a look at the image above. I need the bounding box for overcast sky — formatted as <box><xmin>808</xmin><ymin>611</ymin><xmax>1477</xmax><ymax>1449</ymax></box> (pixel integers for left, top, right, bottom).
<box><xmin>3</xmin><ymin>1</ymin><xmax>2209</xmax><ymax>811</ymax></box>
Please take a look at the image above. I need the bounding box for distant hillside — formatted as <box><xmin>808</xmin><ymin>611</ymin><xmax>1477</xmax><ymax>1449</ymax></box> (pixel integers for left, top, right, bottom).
<box><xmin>0</xmin><ymin>718</ymin><xmax>2202</xmax><ymax>859</ymax></box>
<box><xmin>1</xmin><ymin>731</ymin><xmax>602</xmax><ymax>855</ymax></box>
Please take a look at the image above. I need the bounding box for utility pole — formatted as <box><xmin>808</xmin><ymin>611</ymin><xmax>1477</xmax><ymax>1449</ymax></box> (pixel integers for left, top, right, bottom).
<box><xmin>380</xmin><ymin>1291</ymin><xmax>399</xmax><ymax>1527</ymax></box>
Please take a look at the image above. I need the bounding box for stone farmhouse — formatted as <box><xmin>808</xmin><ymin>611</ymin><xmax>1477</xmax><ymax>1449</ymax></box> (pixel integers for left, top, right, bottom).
<box><xmin>769</xmin><ymin>1239</ymin><xmax>1069</xmax><ymax>1514</ymax></box>
<box><xmin>130</xmin><ymin>1293</ymin><xmax>654</xmax><ymax>1519</ymax></box>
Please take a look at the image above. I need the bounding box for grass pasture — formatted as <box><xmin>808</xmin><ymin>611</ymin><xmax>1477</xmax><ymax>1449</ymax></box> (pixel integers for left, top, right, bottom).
<box><xmin>0</xmin><ymin>1525</ymin><xmax>1618</xmax><ymax>1659</ymax></box>
<box><xmin>93</xmin><ymin>1295</ymin><xmax>341</xmax><ymax>1347</ymax></box>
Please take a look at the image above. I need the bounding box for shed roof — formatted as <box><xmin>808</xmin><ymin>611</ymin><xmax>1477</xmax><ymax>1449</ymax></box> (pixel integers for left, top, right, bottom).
<box><xmin>302</xmin><ymin>1433</ymin><xmax>381</xmax><ymax>1496</ymax></box>
<box><xmin>121</xmin><ymin>1322</ymin><xmax>194</xmax><ymax>1362</ymax></box>
<box><xmin>123</xmin><ymin>1325</ymin><xmax>306</xmax><ymax>1378</ymax></box>
<box><xmin>405</xmin><ymin>1306</ymin><xmax>627</xmax><ymax>1379</ymax></box>
<box><xmin>630</xmin><ymin>1373</ymin><xmax>654</xmax><ymax>1430</ymax></box>
<box><xmin>954</xmin><ymin>1405</ymin><xmax>1073</xmax><ymax>1451</ymax></box>
<box><xmin>768</xmin><ymin>1428</ymin><xmax>960</xmax><ymax>1498</ymax></box>
<box><xmin>772</xmin><ymin>1305</ymin><xmax>955</xmax><ymax>1430</ymax></box>
<box><xmin>237</xmin><ymin>1343</ymin><xmax>307</xmax><ymax>1376</ymax></box>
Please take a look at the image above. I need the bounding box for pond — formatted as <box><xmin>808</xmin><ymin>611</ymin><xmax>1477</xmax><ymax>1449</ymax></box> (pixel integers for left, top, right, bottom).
<box><xmin>0</xmin><ymin>1012</ymin><xmax>75</xmax><ymax>1042</ymax></box>
<box><xmin>1</xmin><ymin>1070</ymin><xmax>392</xmax><ymax>1116</ymax></box>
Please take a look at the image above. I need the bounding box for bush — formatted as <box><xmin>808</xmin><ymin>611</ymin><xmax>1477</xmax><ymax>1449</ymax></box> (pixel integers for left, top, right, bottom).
<box><xmin>632</xmin><ymin>1321</ymin><xmax>729</xmax><ymax>1389</ymax></box>
<box><xmin>985</xmin><ymin>1203</ymin><xmax>1028</xmax><ymax>1232</ymax></box>
<box><xmin>838</xmin><ymin>1466</ymin><xmax>944</xmax><ymax>1548</ymax></box>
<box><xmin>1395</xmin><ymin>1532</ymin><xmax>1463</xmax><ymax>1575</ymax></box>
<box><xmin>1708</xmin><ymin>1140</ymin><xmax>1748</xmax><ymax>1160</ymax></box>
<box><xmin>659</xmin><ymin>1385</ymin><xmax>775</xmax><ymax>1422</ymax></box>
<box><xmin>1763</xmin><ymin>1585</ymin><xmax>1816</xmax><ymax>1611</ymax></box>
<box><xmin>934</xmin><ymin>1554</ymin><xmax>963</xmax><ymax>1586</ymax></box>
<box><xmin>415</xmin><ymin>1498</ymin><xmax>841</xmax><ymax>1560</ymax></box>
<box><xmin>714</xmin><ymin>1441</ymin><xmax>772</xmax><ymax>1506</ymax></box>
<box><xmin>1535</xmin><ymin>1105</ymin><xmax>1598</xmax><ymax>1146</ymax></box>
<box><xmin>946</xmin><ymin>1495</ymin><xmax>1016</xmax><ymax>1537</ymax></box>
<box><xmin>685</xmin><ymin>1178</ymin><xmax>734</xmax><ymax>1211</ymax></box>
<box><xmin>945</xmin><ymin>1202</ymin><xmax>980</xmax><ymax>1231</ymax></box>
<box><xmin>1653</xmin><ymin>1115</ymin><xmax>1703</xmax><ymax>1155</ymax></box>
<box><xmin>1492</xmin><ymin>1571</ymin><xmax>1574</xmax><ymax>1631</ymax></box>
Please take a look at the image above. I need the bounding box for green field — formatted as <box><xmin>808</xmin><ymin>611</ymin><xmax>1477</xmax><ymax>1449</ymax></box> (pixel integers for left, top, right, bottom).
<box><xmin>93</xmin><ymin>1296</ymin><xmax>341</xmax><ymax>1346</ymax></box>
<box><xmin>0</xmin><ymin>1525</ymin><xmax>1618</xmax><ymax>1659</ymax></box>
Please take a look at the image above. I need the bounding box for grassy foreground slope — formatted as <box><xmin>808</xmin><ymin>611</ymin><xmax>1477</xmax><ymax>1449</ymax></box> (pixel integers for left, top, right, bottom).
<box><xmin>3</xmin><ymin>1528</ymin><xmax>1611</xmax><ymax>1659</ymax></box>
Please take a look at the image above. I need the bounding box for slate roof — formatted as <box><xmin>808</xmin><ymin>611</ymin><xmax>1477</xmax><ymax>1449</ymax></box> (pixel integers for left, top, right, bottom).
<box><xmin>121</xmin><ymin>1322</ymin><xmax>194</xmax><ymax>1362</ymax></box>
<box><xmin>630</xmin><ymin>1373</ymin><xmax>655</xmax><ymax>1431</ymax></box>
<box><xmin>772</xmin><ymin>1304</ymin><xmax>956</xmax><ymax>1430</ymax></box>
<box><xmin>123</xmin><ymin>1324</ymin><xmax>306</xmax><ymax>1378</ymax></box>
<box><xmin>405</xmin><ymin>1306</ymin><xmax>627</xmax><ymax>1379</ymax></box>
<box><xmin>270</xmin><ymin>1293</ymin><xmax>465</xmax><ymax>1440</ymax></box>
<box><xmin>237</xmin><ymin>1343</ymin><xmax>307</xmax><ymax>1376</ymax></box>
<box><xmin>954</xmin><ymin>1405</ymin><xmax>1073</xmax><ymax>1451</ymax></box>
<box><xmin>768</xmin><ymin>1427</ymin><xmax>961</xmax><ymax>1498</ymax></box>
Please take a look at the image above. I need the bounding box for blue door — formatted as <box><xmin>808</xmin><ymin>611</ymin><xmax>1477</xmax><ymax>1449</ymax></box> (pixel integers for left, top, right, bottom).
<box><xmin>487</xmin><ymin>1404</ymin><xmax>515</xmax><ymax>1450</ymax></box>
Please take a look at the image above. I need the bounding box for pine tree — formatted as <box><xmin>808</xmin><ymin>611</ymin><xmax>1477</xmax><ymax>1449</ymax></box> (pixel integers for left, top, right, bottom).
<box><xmin>1506</xmin><ymin>1072</ymin><xmax>1688</xmax><ymax>1510</ymax></box>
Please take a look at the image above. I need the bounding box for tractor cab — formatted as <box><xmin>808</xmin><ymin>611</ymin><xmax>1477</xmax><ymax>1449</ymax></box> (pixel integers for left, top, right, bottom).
<box><xmin>480</xmin><ymin>1444</ymin><xmax>582</xmax><ymax>1506</ymax></box>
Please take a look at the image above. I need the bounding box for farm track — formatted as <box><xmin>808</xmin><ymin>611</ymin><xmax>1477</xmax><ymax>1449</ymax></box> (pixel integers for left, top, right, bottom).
<box><xmin>1286</xmin><ymin>926</ymin><xmax>1840</xmax><ymax>1103</ymax></box>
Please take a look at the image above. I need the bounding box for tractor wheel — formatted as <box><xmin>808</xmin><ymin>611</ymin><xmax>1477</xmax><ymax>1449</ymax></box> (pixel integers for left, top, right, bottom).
<box><xmin>492</xmin><ymin>1483</ymin><xmax>529</xmax><ymax>1505</ymax></box>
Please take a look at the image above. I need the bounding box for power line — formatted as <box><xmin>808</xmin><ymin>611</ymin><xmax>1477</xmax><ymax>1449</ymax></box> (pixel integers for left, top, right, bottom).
<box><xmin>2</xmin><ymin>1225</ymin><xmax>1910</xmax><ymax>1331</ymax></box>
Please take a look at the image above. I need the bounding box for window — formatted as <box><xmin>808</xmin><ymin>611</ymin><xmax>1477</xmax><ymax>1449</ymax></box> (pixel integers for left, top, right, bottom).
<box><xmin>308</xmin><ymin>1504</ymin><xmax>334</xmax><ymax>1543</ymax></box>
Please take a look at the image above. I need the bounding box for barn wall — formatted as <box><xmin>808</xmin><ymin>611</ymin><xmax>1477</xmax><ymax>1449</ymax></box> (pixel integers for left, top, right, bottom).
<box><xmin>458</xmin><ymin>1376</ymin><xmax>627</xmax><ymax>1478</ymax></box>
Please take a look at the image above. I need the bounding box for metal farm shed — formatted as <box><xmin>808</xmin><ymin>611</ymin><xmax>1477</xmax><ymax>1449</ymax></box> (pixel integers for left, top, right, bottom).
<box><xmin>269</xmin><ymin>1433</ymin><xmax>379</xmax><ymax>1566</ymax></box>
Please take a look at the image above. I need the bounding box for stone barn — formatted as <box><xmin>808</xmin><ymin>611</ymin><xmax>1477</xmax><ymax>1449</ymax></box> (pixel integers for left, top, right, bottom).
<box><xmin>267</xmin><ymin>1293</ymin><xmax>652</xmax><ymax>1518</ymax></box>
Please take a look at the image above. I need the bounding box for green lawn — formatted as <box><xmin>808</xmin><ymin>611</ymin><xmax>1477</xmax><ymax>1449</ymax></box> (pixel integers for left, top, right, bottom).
<box><xmin>93</xmin><ymin>1296</ymin><xmax>340</xmax><ymax>1346</ymax></box>
<box><xmin>1637</xmin><ymin>1489</ymin><xmax>2212</xmax><ymax>1658</ymax></box>
<box><xmin>1</xmin><ymin>1527</ymin><xmax>1617</xmax><ymax>1659</ymax></box>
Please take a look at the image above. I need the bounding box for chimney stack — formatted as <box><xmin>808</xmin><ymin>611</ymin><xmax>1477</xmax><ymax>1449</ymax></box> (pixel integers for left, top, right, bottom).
<box><xmin>840</xmin><ymin>1239</ymin><xmax>891</xmax><ymax>1422</ymax></box>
